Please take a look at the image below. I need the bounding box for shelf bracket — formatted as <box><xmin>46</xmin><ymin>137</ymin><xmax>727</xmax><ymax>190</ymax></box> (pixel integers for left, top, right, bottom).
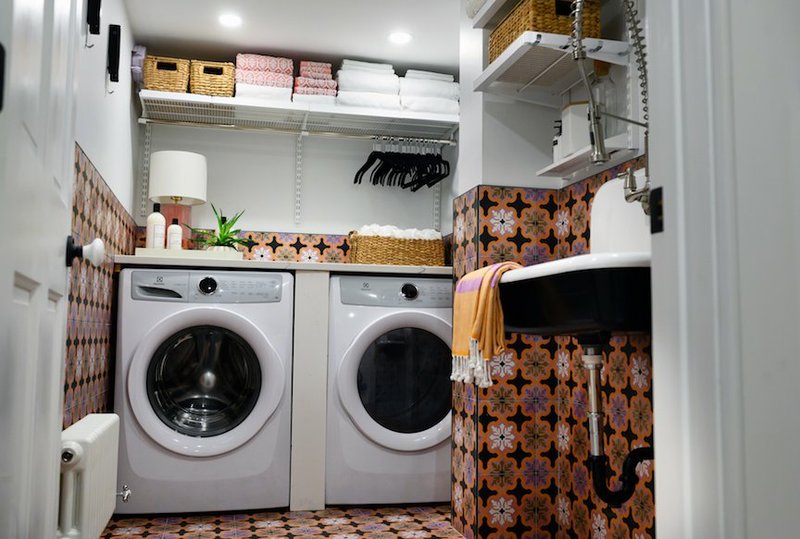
<box><xmin>139</xmin><ymin>123</ymin><xmax>153</xmax><ymax>218</ymax></box>
<box><xmin>294</xmin><ymin>133</ymin><xmax>304</xmax><ymax>226</ymax></box>
<box><xmin>433</xmin><ymin>181</ymin><xmax>442</xmax><ymax>231</ymax></box>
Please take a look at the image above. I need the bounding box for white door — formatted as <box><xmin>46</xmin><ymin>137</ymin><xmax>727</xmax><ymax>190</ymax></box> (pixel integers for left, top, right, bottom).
<box><xmin>0</xmin><ymin>0</ymin><xmax>81</xmax><ymax>537</ymax></box>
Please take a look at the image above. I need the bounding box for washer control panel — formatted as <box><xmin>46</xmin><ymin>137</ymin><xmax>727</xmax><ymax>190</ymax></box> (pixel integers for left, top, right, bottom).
<box><xmin>131</xmin><ymin>271</ymin><xmax>283</xmax><ymax>303</ymax></box>
<box><xmin>339</xmin><ymin>276</ymin><xmax>452</xmax><ymax>307</ymax></box>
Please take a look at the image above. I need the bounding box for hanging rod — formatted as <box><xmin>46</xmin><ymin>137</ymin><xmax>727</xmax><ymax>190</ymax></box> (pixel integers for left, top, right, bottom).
<box><xmin>137</xmin><ymin>117</ymin><xmax>458</xmax><ymax>145</ymax></box>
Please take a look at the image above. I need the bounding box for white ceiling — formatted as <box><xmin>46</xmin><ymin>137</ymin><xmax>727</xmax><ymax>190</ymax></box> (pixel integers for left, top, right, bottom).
<box><xmin>122</xmin><ymin>0</ymin><xmax>461</xmax><ymax>75</ymax></box>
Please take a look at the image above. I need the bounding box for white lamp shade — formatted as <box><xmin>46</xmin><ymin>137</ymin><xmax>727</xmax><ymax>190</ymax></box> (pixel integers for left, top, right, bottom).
<box><xmin>148</xmin><ymin>151</ymin><xmax>208</xmax><ymax>205</ymax></box>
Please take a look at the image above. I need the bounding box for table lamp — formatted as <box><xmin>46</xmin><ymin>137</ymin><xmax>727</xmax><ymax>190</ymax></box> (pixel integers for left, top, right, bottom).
<box><xmin>148</xmin><ymin>151</ymin><xmax>208</xmax><ymax>248</ymax></box>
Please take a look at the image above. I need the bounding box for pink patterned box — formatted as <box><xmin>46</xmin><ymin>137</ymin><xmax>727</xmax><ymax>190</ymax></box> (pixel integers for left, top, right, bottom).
<box><xmin>293</xmin><ymin>87</ymin><xmax>337</xmax><ymax>96</ymax></box>
<box><xmin>295</xmin><ymin>77</ymin><xmax>338</xmax><ymax>90</ymax></box>
<box><xmin>299</xmin><ymin>69</ymin><xmax>333</xmax><ymax>80</ymax></box>
<box><xmin>235</xmin><ymin>53</ymin><xmax>293</xmax><ymax>75</ymax></box>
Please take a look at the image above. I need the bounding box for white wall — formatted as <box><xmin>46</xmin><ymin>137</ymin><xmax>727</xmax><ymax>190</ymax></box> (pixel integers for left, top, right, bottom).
<box><xmin>75</xmin><ymin>0</ymin><xmax>136</xmax><ymax>213</ymax></box>
<box><xmin>454</xmin><ymin>0</ymin><xmax>560</xmax><ymax>197</ymax></box>
<box><xmin>143</xmin><ymin>125</ymin><xmax>448</xmax><ymax>234</ymax></box>
<box><xmin>482</xmin><ymin>94</ymin><xmax>557</xmax><ymax>186</ymax></box>
<box><xmin>731</xmin><ymin>0</ymin><xmax>800</xmax><ymax>535</ymax></box>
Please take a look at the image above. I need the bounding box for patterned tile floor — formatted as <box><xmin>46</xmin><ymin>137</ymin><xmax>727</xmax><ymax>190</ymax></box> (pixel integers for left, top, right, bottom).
<box><xmin>101</xmin><ymin>504</ymin><xmax>461</xmax><ymax>538</ymax></box>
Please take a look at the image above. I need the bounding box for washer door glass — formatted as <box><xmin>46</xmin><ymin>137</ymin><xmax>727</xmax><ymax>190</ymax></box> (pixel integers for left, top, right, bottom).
<box><xmin>357</xmin><ymin>327</ymin><xmax>451</xmax><ymax>434</ymax></box>
<box><xmin>147</xmin><ymin>325</ymin><xmax>262</xmax><ymax>437</ymax></box>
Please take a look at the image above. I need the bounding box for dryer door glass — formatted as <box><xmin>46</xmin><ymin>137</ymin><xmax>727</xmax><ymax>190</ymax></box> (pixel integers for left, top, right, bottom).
<box><xmin>357</xmin><ymin>328</ymin><xmax>451</xmax><ymax>434</ymax></box>
<box><xmin>147</xmin><ymin>325</ymin><xmax>262</xmax><ymax>437</ymax></box>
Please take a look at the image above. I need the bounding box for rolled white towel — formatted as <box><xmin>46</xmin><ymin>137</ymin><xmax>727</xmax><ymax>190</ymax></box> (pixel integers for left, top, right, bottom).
<box><xmin>337</xmin><ymin>70</ymin><xmax>400</xmax><ymax>94</ymax></box>
<box><xmin>357</xmin><ymin>224</ymin><xmax>442</xmax><ymax>240</ymax></box>
<box><xmin>337</xmin><ymin>91</ymin><xmax>401</xmax><ymax>110</ymax></box>
<box><xmin>401</xmin><ymin>96</ymin><xmax>460</xmax><ymax>115</ymax></box>
<box><xmin>399</xmin><ymin>78</ymin><xmax>460</xmax><ymax>100</ymax></box>
<box><xmin>292</xmin><ymin>94</ymin><xmax>336</xmax><ymax>106</ymax></box>
<box><xmin>236</xmin><ymin>84</ymin><xmax>292</xmax><ymax>101</ymax></box>
<box><xmin>405</xmin><ymin>69</ymin><xmax>455</xmax><ymax>83</ymax></box>
<box><xmin>342</xmin><ymin>59</ymin><xmax>394</xmax><ymax>72</ymax></box>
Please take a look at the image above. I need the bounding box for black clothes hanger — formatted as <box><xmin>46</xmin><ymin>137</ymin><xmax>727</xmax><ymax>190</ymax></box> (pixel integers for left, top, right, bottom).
<box><xmin>353</xmin><ymin>138</ymin><xmax>452</xmax><ymax>190</ymax></box>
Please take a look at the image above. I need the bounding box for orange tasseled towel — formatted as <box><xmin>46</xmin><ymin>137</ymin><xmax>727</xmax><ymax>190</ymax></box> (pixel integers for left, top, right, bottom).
<box><xmin>451</xmin><ymin>262</ymin><xmax>521</xmax><ymax>387</ymax></box>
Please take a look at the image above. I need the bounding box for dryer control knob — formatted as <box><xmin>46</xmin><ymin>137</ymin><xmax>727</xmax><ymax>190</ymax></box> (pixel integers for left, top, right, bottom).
<box><xmin>401</xmin><ymin>283</ymin><xmax>418</xmax><ymax>300</ymax></box>
<box><xmin>199</xmin><ymin>277</ymin><xmax>217</xmax><ymax>295</ymax></box>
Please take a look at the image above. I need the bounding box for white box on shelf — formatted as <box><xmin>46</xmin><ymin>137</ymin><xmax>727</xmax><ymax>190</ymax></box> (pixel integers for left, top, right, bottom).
<box><xmin>561</xmin><ymin>102</ymin><xmax>590</xmax><ymax>158</ymax></box>
<box><xmin>134</xmin><ymin>248</ymin><xmax>244</xmax><ymax>260</ymax></box>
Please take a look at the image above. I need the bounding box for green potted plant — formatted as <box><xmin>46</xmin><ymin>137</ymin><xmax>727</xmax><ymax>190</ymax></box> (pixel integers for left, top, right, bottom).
<box><xmin>185</xmin><ymin>204</ymin><xmax>247</xmax><ymax>257</ymax></box>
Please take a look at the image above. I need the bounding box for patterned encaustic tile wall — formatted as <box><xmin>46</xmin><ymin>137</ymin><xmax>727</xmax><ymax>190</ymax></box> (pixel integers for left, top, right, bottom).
<box><xmin>64</xmin><ymin>145</ymin><xmax>138</xmax><ymax>429</ymax></box>
<box><xmin>135</xmin><ymin>228</ymin><xmax>353</xmax><ymax>263</ymax></box>
<box><xmin>451</xmin><ymin>157</ymin><xmax>655</xmax><ymax>538</ymax></box>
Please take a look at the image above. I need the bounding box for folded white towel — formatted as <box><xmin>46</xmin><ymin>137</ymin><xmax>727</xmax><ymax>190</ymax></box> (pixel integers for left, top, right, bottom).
<box><xmin>336</xmin><ymin>91</ymin><xmax>401</xmax><ymax>110</ymax></box>
<box><xmin>292</xmin><ymin>94</ymin><xmax>336</xmax><ymax>106</ymax></box>
<box><xmin>342</xmin><ymin>59</ymin><xmax>394</xmax><ymax>72</ymax></box>
<box><xmin>399</xmin><ymin>78</ymin><xmax>460</xmax><ymax>100</ymax></box>
<box><xmin>340</xmin><ymin>64</ymin><xmax>397</xmax><ymax>75</ymax></box>
<box><xmin>236</xmin><ymin>84</ymin><xmax>292</xmax><ymax>102</ymax></box>
<box><xmin>405</xmin><ymin>70</ymin><xmax>455</xmax><ymax>83</ymax></box>
<box><xmin>337</xmin><ymin>70</ymin><xmax>400</xmax><ymax>95</ymax></box>
<box><xmin>358</xmin><ymin>224</ymin><xmax>442</xmax><ymax>240</ymax></box>
<box><xmin>401</xmin><ymin>95</ymin><xmax>460</xmax><ymax>115</ymax></box>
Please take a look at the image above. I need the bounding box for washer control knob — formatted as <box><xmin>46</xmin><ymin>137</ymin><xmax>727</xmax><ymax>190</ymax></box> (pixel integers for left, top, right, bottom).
<box><xmin>198</xmin><ymin>277</ymin><xmax>217</xmax><ymax>295</ymax></box>
<box><xmin>401</xmin><ymin>283</ymin><xmax>418</xmax><ymax>300</ymax></box>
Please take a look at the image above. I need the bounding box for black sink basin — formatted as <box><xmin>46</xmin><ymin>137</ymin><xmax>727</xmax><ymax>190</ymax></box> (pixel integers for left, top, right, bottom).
<box><xmin>499</xmin><ymin>253</ymin><xmax>651</xmax><ymax>343</ymax></box>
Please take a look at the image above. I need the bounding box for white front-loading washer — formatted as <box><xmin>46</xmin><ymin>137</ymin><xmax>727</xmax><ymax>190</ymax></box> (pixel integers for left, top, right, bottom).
<box><xmin>327</xmin><ymin>275</ymin><xmax>453</xmax><ymax>505</ymax></box>
<box><xmin>115</xmin><ymin>269</ymin><xmax>293</xmax><ymax>514</ymax></box>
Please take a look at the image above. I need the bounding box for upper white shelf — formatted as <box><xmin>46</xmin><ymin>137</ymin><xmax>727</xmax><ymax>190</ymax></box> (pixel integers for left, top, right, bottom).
<box><xmin>474</xmin><ymin>31</ymin><xmax>629</xmax><ymax>108</ymax></box>
<box><xmin>536</xmin><ymin>133</ymin><xmax>637</xmax><ymax>181</ymax></box>
<box><xmin>471</xmin><ymin>0</ymin><xmax>517</xmax><ymax>29</ymax></box>
<box><xmin>138</xmin><ymin>90</ymin><xmax>460</xmax><ymax>141</ymax></box>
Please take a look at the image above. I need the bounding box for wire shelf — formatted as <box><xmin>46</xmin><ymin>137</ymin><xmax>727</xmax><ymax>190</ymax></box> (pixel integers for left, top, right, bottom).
<box><xmin>139</xmin><ymin>90</ymin><xmax>460</xmax><ymax>141</ymax></box>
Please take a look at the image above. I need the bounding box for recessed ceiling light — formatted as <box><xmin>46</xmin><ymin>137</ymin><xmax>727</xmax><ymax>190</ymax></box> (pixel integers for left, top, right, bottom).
<box><xmin>219</xmin><ymin>13</ymin><xmax>242</xmax><ymax>28</ymax></box>
<box><xmin>388</xmin><ymin>31</ymin><xmax>412</xmax><ymax>45</ymax></box>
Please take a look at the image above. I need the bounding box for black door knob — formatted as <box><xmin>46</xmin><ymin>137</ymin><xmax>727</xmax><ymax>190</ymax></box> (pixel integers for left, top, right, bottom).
<box><xmin>401</xmin><ymin>283</ymin><xmax>418</xmax><ymax>300</ymax></box>
<box><xmin>198</xmin><ymin>277</ymin><xmax>217</xmax><ymax>295</ymax></box>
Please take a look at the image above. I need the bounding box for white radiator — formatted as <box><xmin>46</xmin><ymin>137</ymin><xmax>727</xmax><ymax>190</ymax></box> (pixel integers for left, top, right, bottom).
<box><xmin>57</xmin><ymin>414</ymin><xmax>120</xmax><ymax>539</ymax></box>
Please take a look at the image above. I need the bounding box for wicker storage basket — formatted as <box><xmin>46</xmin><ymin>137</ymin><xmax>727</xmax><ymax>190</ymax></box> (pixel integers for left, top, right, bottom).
<box><xmin>349</xmin><ymin>232</ymin><xmax>445</xmax><ymax>267</ymax></box>
<box><xmin>143</xmin><ymin>55</ymin><xmax>190</xmax><ymax>93</ymax></box>
<box><xmin>190</xmin><ymin>60</ymin><xmax>235</xmax><ymax>97</ymax></box>
<box><xmin>489</xmin><ymin>0</ymin><xmax>601</xmax><ymax>62</ymax></box>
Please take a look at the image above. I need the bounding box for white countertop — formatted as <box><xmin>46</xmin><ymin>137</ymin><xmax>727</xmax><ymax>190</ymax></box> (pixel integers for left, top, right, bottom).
<box><xmin>114</xmin><ymin>255</ymin><xmax>453</xmax><ymax>276</ymax></box>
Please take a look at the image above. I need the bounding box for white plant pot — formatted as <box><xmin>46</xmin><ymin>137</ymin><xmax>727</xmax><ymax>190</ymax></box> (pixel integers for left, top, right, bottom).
<box><xmin>204</xmin><ymin>245</ymin><xmax>244</xmax><ymax>260</ymax></box>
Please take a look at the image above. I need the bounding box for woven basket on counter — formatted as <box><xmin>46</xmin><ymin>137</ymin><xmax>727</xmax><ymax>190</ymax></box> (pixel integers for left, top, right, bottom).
<box><xmin>143</xmin><ymin>55</ymin><xmax>190</xmax><ymax>93</ymax></box>
<box><xmin>489</xmin><ymin>0</ymin><xmax>601</xmax><ymax>62</ymax></box>
<box><xmin>348</xmin><ymin>232</ymin><xmax>445</xmax><ymax>267</ymax></box>
<box><xmin>189</xmin><ymin>60</ymin><xmax>235</xmax><ymax>97</ymax></box>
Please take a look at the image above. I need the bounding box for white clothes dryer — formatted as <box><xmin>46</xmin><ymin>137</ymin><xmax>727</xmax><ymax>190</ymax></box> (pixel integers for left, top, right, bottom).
<box><xmin>115</xmin><ymin>269</ymin><xmax>293</xmax><ymax>514</ymax></box>
<box><xmin>327</xmin><ymin>275</ymin><xmax>453</xmax><ymax>505</ymax></box>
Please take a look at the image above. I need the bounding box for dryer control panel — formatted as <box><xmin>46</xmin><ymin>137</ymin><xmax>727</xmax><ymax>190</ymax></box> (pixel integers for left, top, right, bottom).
<box><xmin>131</xmin><ymin>271</ymin><xmax>283</xmax><ymax>303</ymax></box>
<box><xmin>339</xmin><ymin>276</ymin><xmax>452</xmax><ymax>307</ymax></box>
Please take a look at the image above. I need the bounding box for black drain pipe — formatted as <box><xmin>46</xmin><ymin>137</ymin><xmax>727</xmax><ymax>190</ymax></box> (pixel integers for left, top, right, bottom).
<box><xmin>582</xmin><ymin>344</ymin><xmax>653</xmax><ymax>507</ymax></box>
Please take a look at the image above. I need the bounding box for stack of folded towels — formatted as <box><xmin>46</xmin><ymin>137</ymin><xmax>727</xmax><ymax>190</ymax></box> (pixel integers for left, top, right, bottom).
<box><xmin>336</xmin><ymin>59</ymin><xmax>401</xmax><ymax>110</ymax></box>
<box><xmin>293</xmin><ymin>61</ymin><xmax>337</xmax><ymax>106</ymax></box>
<box><xmin>235</xmin><ymin>53</ymin><xmax>294</xmax><ymax>103</ymax></box>
<box><xmin>400</xmin><ymin>70</ymin><xmax>460</xmax><ymax>114</ymax></box>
